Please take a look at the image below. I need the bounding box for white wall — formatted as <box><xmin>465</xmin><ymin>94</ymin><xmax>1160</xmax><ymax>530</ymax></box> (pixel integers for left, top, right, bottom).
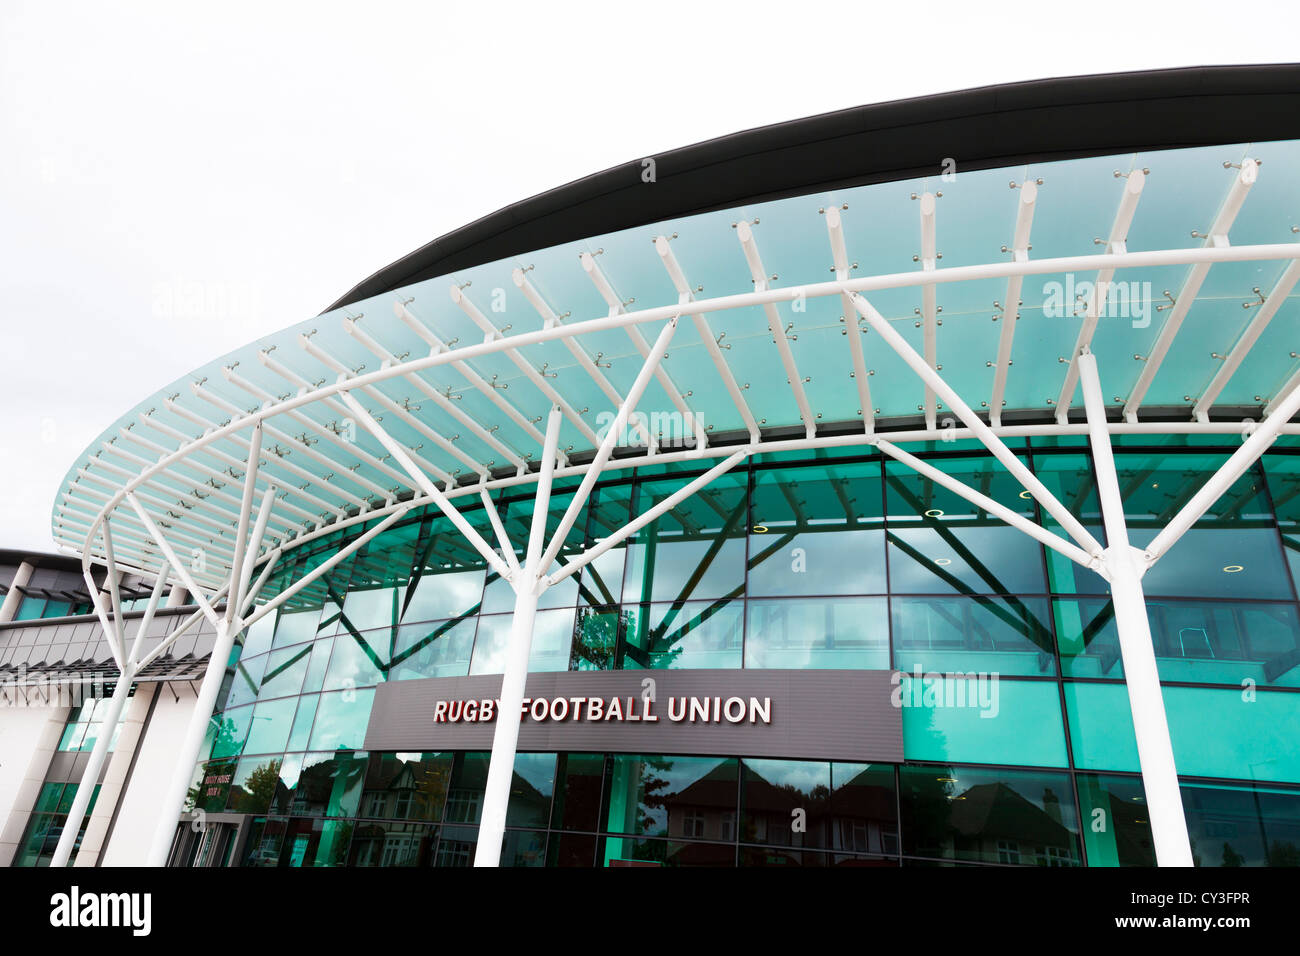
<box><xmin>100</xmin><ymin>686</ymin><xmax>199</xmax><ymax>867</ymax></box>
<box><xmin>0</xmin><ymin>700</ymin><xmax>68</xmax><ymax>865</ymax></box>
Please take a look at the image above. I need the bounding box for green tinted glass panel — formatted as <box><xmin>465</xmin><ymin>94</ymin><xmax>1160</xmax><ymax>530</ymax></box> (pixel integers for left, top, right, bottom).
<box><xmin>272</xmin><ymin>608</ymin><xmax>323</xmax><ymax>649</ymax></box>
<box><xmin>242</xmin><ymin>697</ymin><xmax>298</xmax><ymax>756</ymax></box>
<box><xmin>301</xmin><ymin>638</ymin><xmax>332</xmax><ymax>694</ymax></box>
<box><xmin>360</xmin><ymin>752</ymin><xmax>451</xmax><ymax>822</ymax></box>
<box><xmin>227</xmin><ymin>756</ymin><xmax>283</xmax><ymax>814</ymax></box>
<box><xmin>210</xmin><ymin>705</ymin><xmax>253</xmax><ymax>759</ymax></box>
<box><xmin>571</xmin><ymin>606</ymin><xmax>620</xmax><ymax>671</ymax></box>
<box><xmin>605</xmin><ymin>755</ymin><xmax>737</xmax><ymax>839</ymax></box>
<box><xmin>740</xmin><ymin>758</ymin><xmax>829</xmax><ymax>847</ymax></box>
<box><xmin>391</xmin><ymin>618</ymin><xmax>475</xmax><ymax>680</ymax></box>
<box><xmin>1075</xmin><ymin>773</ymin><xmax>1155</xmax><ymax>867</ymax></box>
<box><xmin>296</xmin><ymin>751</ymin><xmax>367</xmax><ymax>818</ymax></box>
<box><xmin>286</xmin><ymin>695</ymin><xmax>318</xmax><ymax>752</ymax></box>
<box><xmin>551</xmin><ymin>753</ymin><xmax>604</xmax><ymax>832</ymax></box>
<box><xmin>745</xmin><ymin>597</ymin><xmax>888</xmax><ymax>669</ymax></box>
<box><xmin>348</xmin><ymin>821</ymin><xmax>437</xmax><ymax>866</ymax></box>
<box><xmin>624</xmin><ymin>599</ymin><xmax>743</xmax><ymax>670</ymax></box>
<box><xmin>324</xmin><ymin>631</ymin><xmax>388</xmax><ymax>690</ymax></box>
<box><xmin>900</xmin><ymin>764</ymin><xmax>1080</xmax><ymax>865</ymax></box>
<box><xmin>469</xmin><ymin>609</ymin><xmax>575</xmax><ymax>674</ymax></box>
<box><xmin>1054</xmin><ymin>599</ymin><xmax>1123</xmax><ymax>678</ymax></box>
<box><xmin>507</xmin><ymin>753</ymin><xmax>556</xmax><ymax>828</ymax></box>
<box><xmin>256</xmin><ymin>644</ymin><xmax>312</xmax><ymax>701</ymax></box>
<box><xmin>306</xmin><ymin>689</ymin><xmax>374</xmax><ymax>751</ymax></box>
<box><xmin>887</xmin><ymin>526</ymin><xmax>1046</xmax><ymax>596</ymax></box>
<box><xmin>899</xmin><ymin>676</ymin><xmax>1067</xmax><ymax>767</ymax></box>
<box><xmin>892</xmin><ymin>595</ymin><xmax>1054</xmax><ymax>676</ymax></box>
<box><xmin>402</xmin><ymin>569</ymin><xmax>485</xmax><ymax>624</ymax></box>
<box><xmin>1063</xmin><ymin>681</ymin><xmax>1140</xmax><ymax>772</ymax></box>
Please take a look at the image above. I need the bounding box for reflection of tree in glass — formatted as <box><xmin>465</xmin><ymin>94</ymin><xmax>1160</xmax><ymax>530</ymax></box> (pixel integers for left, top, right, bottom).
<box><xmin>636</xmin><ymin>756</ymin><xmax>676</xmax><ymax>834</ymax></box>
<box><xmin>1268</xmin><ymin>841</ymin><xmax>1300</xmax><ymax>866</ymax></box>
<box><xmin>242</xmin><ymin>761</ymin><xmax>281</xmax><ymax>809</ymax></box>
<box><xmin>570</xmin><ymin>607</ymin><xmax>628</xmax><ymax>670</ymax></box>
<box><xmin>212</xmin><ymin>714</ymin><xmax>244</xmax><ymax>757</ymax></box>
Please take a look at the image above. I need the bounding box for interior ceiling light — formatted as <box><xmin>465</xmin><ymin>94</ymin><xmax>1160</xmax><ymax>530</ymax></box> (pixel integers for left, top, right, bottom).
<box><xmin>923</xmin><ymin>509</ymin><xmax>944</xmax><ymax>517</ymax></box>
<box><xmin>1223</xmin><ymin>564</ymin><xmax>1244</xmax><ymax>573</ymax></box>
<box><xmin>934</xmin><ymin>557</ymin><xmax>952</xmax><ymax>566</ymax></box>
<box><xmin>1018</xmin><ymin>490</ymin><xmax>1032</xmax><ymax>499</ymax></box>
<box><xmin>751</xmin><ymin>524</ymin><xmax>768</xmax><ymax>534</ymax></box>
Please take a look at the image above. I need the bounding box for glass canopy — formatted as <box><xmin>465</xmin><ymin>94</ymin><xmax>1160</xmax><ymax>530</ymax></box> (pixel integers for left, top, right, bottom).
<box><xmin>52</xmin><ymin>138</ymin><xmax>1300</xmax><ymax>589</ymax></box>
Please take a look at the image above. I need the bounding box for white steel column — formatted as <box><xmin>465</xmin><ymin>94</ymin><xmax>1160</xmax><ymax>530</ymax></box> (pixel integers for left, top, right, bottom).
<box><xmin>145</xmin><ymin>615</ymin><xmax>234</xmax><ymax>867</ymax></box>
<box><xmin>50</xmin><ymin>563</ymin><xmax>170</xmax><ymax>867</ymax></box>
<box><xmin>0</xmin><ymin>560</ymin><xmax>33</xmax><ymax>622</ymax></box>
<box><xmin>1079</xmin><ymin>350</ymin><xmax>1193</xmax><ymax>866</ymax></box>
<box><xmin>474</xmin><ymin>406</ymin><xmax>563</xmax><ymax>867</ymax></box>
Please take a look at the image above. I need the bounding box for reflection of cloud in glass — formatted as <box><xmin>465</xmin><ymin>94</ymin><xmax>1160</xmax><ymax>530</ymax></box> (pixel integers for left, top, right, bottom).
<box><xmin>469</xmin><ymin>610</ymin><xmax>574</xmax><ymax>675</ymax></box>
<box><xmin>744</xmin><ymin>759</ymin><xmax>828</xmax><ymax>794</ymax></box>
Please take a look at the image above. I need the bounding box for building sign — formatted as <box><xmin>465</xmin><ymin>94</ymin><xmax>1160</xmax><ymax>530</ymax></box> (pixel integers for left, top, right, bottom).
<box><xmin>363</xmin><ymin>669</ymin><xmax>903</xmax><ymax>762</ymax></box>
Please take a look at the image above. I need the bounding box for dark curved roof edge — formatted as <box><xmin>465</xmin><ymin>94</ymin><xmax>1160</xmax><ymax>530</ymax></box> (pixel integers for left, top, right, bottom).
<box><xmin>326</xmin><ymin>63</ymin><xmax>1300</xmax><ymax>313</ymax></box>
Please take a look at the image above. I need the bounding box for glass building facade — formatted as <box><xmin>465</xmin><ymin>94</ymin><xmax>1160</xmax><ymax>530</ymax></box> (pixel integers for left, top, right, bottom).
<box><xmin>179</xmin><ymin>437</ymin><xmax>1300</xmax><ymax>866</ymax></box>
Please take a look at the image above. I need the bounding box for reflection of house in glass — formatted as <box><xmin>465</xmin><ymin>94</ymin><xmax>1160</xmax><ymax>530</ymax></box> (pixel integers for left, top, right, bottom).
<box><xmin>668</xmin><ymin>763</ymin><xmax>898</xmax><ymax>860</ymax></box>
<box><xmin>945</xmin><ymin>783</ymin><xmax>1079</xmax><ymax>866</ymax></box>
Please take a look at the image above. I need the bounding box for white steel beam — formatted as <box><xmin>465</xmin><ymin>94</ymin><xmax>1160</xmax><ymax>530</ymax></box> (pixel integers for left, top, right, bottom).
<box><xmin>1056</xmin><ymin>169</ymin><xmax>1146</xmax><ymax>421</ymax></box>
<box><xmin>825</xmin><ymin>207</ymin><xmax>874</xmax><ymax>434</ymax></box>
<box><xmin>918</xmin><ymin>192</ymin><xmax>940</xmax><ymax>430</ymax></box>
<box><xmin>339</xmin><ymin>390</ymin><xmax>515</xmax><ymax>582</ymax></box>
<box><xmin>326</xmin><ymin>320</ymin><xmax>526</xmax><ymax>471</ymax></box>
<box><xmin>258</xmin><ymin>348</ymin><xmax>469</xmax><ymax>481</ymax></box>
<box><xmin>50</xmin><ymin>562</ymin><xmax>170</xmax><ymax>867</ymax></box>
<box><xmin>79</xmin><ymin>558</ymin><xmax>123</xmax><ymax>670</ymax></box>
<box><xmin>513</xmin><ymin>267</ymin><xmax>657</xmax><ymax>451</ymax></box>
<box><xmin>60</xmin><ymin>239</ymin><xmax>1300</xmax><ymax>580</ymax></box>
<box><xmin>99</xmin><ymin>519</ymin><xmax>128</xmax><ymax>660</ymax></box>
<box><xmin>1194</xmin><ymin>258</ymin><xmax>1300</xmax><ymax>419</ymax></box>
<box><xmin>538</xmin><ymin>319</ymin><xmax>679</xmax><ymax>573</ymax></box>
<box><xmin>125</xmin><ymin>493</ymin><xmax>223</xmax><ymax>631</ymax></box>
<box><xmin>142</xmin><ymin>406</ymin><xmax>349</xmax><ymax>520</ymax></box>
<box><xmin>73</xmin><ymin>467</ymin><xmax>239</xmax><ymax>538</ymax></box>
<box><xmin>480</xmin><ymin>486</ymin><xmax>520</xmax><ymax>575</ymax></box>
<box><xmin>449</xmin><ymin>285</ymin><xmax>597</xmax><ymax>451</ymax></box>
<box><xmin>1125</xmin><ymin>160</ymin><xmax>1258</xmax><ymax>421</ymax></box>
<box><xmin>735</xmin><ymin>220</ymin><xmax>816</xmax><ymax>437</ymax></box>
<box><xmin>1079</xmin><ymin>349</ymin><xmax>1193</xmax><ymax>867</ymax></box>
<box><xmin>1265</xmin><ymin>364</ymin><xmax>1300</xmax><ymax>418</ymax></box>
<box><xmin>237</xmin><ymin>502</ymin><xmax>418</xmax><ymax>634</ymax></box>
<box><xmin>847</xmin><ymin>290</ymin><xmax>1105</xmax><ymax>557</ymax></box>
<box><xmin>873</xmin><ymin>438</ymin><xmax>1098</xmax><ymax>570</ymax></box>
<box><xmin>395</xmin><ymin>300</ymin><xmax>548</xmax><ymax>448</ymax></box>
<box><xmin>217</xmin><ymin>368</ymin><xmax>422</xmax><ymax>495</ymax></box>
<box><xmin>581</xmin><ymin>251</ymin><xmax>702</xmax><ymax>448</ymax></box>
<box><xmin>474</xmin><ymin>406</ymin><xmax>563</xmax><ymax>867</ymax></box>
<box><xmin>163</xmin><ymin>396</ymin><xmax>355</xmax><ymax>516</ymax></box>
<box><xmin>654</xmin><ymin>235</ymin><xmax>759</xmax><ymax>442</ymax></box>
<box><xmin>100</xmin><ymin>437</ymin><xmax>304</xmax><ymax>534</ymax></box>
<box><xmin>1146</xmin><ymin>370</ymin><xmax>1300</xmax><ymax>564</ymax></box>
<box><xmin>990</xmin><ymin>181</ymin><xmax>1039</xmax><ymax>426</ymax></box>
<box><xmin>223</xmin><ymin>424</ymin><xmax>263</xmax><ymax>628</ymax></box>
<box><xmin>547</xmin><ymin>447</ymin><xmax>751</xmax><ymax>587</ymax></box>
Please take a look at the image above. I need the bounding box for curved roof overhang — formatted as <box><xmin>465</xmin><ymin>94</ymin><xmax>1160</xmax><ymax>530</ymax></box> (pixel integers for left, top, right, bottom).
<box><xmin>328</xmin><ymin>63</ymin><xmax>1300</xmax><ymax>311</ymax></box>
<box><xmin>52</xmin><ymin>65</ymin><xmax>1300</xmax><ymax>600</ymax></box>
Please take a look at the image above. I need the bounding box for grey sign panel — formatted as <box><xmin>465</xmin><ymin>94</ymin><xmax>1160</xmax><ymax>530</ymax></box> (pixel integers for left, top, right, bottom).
<box><xmin>364</xmin><ymin>669</ymin><xmax>902</xmax><ymax>762</ymax></box>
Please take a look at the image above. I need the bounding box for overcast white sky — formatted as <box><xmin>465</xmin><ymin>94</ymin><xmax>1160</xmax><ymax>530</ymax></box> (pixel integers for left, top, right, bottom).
<box><xmin>1</xmin><ymin>0</ymin><xmax>1297</xmax><ymax>553</ymax></box>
